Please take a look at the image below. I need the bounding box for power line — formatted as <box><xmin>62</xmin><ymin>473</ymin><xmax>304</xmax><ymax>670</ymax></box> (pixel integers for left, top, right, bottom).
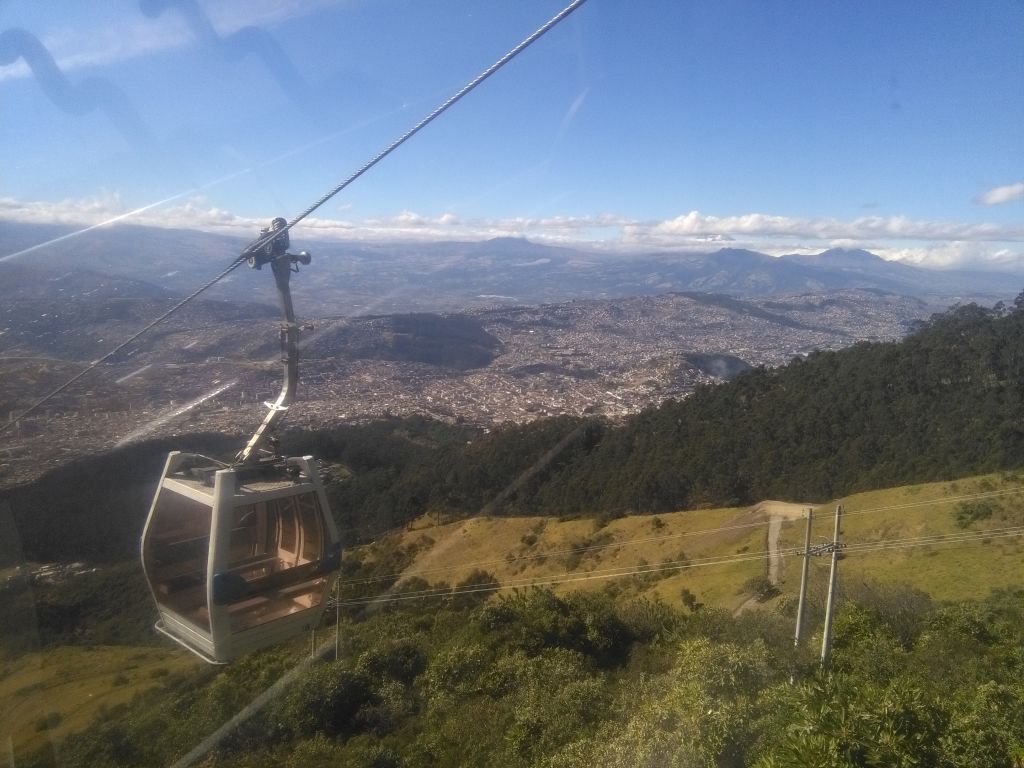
<box><xmin>1</xmin><ymin>0</ymin><xmax>590</xmax><ymax>438</ymax></box>
<box><xmin>842</xmin><ymin>525</ymin><xmax>1024</xmax><ymax>553</ymax></box>
<box><xmin>339</xmin><ymin>526</ymin><xmax>1024</xmax><ymax>607</ymax></box>
<box><xmin>337</xmin><ymin>484</ymin><xmax>1024</xmax><ymax>589</ymax></box>
<box><xmin>338</xmin><ymin>547</ymin><xmax>793</xmax><ymax>606</ymax></box>
<box><xmin>335</xmin><ymin>524</ymin><xmax>1024</xmax><ymax>607</ymax></box>
<box><xmin>336</xmin><ymin>516</ymin><xmax>784</xmax><ymax>588</ymax></box>
<box><xmin>842</xmin><ymin>486</ymin><xmax>1024</xmax><ymax>518</ymax></box>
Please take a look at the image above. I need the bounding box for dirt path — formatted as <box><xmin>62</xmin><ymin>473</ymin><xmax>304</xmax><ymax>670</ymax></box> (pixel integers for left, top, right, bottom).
<box><xmin>767</xmin><ymin>515</ymin><xmax>784</xmax><ymax>583</ymax></box>
<box><xmin>734</xmin><ymin>501</ymin><xmax>812</xmax><ymax>616</ymax></box>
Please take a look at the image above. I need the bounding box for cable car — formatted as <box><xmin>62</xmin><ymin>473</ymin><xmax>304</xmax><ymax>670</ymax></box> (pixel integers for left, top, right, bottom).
<box><xmin>141</xmin><ymin>219</ymin><xmax>341</xmax><ymax>663</ymax></box>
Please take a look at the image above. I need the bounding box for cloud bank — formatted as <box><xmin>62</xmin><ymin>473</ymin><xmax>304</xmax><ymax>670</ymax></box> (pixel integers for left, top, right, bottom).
<box><xmin>1</xmin><ymin>196</ymin><xmax>1022</xmax><ymax>272</ymax></box>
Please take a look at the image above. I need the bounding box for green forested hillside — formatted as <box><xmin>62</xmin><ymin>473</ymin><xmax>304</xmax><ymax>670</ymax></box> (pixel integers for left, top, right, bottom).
<box><xmin>27</xmin><ymin>585</ymin><xmax>1024</xmax><ymax>768</ymax></box>
<box><xmin>7</xmin><ymin>299</ymin><xmax>1024</xmax><ymax>563</ymax></box>
<box><xmin>3</xmin><ymin>434</ymin><xmax>240</xmax><ymax>563</ymax></box>
<box><xmin>316</xmin><ymin>298</ymin><xmax>1024</xmax><ymax>530</ymax></box>
<box><xmin>533</xmin><ymin>300</ymin><xmax>1024</xmax><ymax>512</ymax></box>
<box><xmin>6</xmin><ymin>300</ymin><xmax>1024</xmax><ymax>767</ymax></box>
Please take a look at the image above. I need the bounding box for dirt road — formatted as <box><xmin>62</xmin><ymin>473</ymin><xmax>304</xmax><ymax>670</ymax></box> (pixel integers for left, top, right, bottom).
<box><xmin>734</xmin><ymin>501</ymin><xmax>811</xmax><ymax>616</ymax></box>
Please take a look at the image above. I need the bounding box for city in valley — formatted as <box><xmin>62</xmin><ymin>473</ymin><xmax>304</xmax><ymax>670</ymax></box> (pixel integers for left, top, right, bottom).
<box><xmin>2</xmin><ymin>286</ymin><xmax>929</xmax><ymax>487</ymax></box>
<box><xmin>9</xmin><ymin>226</ymin><xmax>1013</xmax><ymax>488</ymax></box>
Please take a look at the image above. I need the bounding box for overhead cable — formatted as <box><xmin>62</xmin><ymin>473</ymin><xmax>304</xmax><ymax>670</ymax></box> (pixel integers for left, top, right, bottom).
<box><xmin>337</xmin><ymin>484</ymin><xmax>1024</xmax><ymax>588</ymax></box>
<box><xmin>336</xmin><ymin>524</ymin><xmax>1024</xmax><ymax>607</ymax></box>
<box><xmin>1</xmin><ymin>0</ymin><xmax>590</xmax><ymax>436</ymax></box>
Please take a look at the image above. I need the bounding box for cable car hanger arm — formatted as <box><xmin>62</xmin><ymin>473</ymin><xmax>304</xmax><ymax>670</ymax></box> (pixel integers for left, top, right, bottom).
<box><xmin>0</xmin><ymin>0</ymin><xmax>589</xmax><ymax>437</ymax></box>
<box><xmin>235</xmin><ymin>219</ymin><xmax>311</xmax><ymax>465</ymax></box>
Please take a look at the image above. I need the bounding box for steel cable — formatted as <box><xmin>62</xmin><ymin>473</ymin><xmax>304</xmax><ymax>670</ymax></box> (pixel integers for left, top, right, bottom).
<box><xmin>336</xmin><ymin>484</ymin><xmax>1024</xmax><ymax>589</ymax></box>
<box><xmin>2</xmin><ymin>0</ymin><xmax>590</xmax><ymax>437</ymax></box>
<box><xmin>335</xmin><ymin>524</ymin><xmax>1024</xmax><ymax>607</ymax></box>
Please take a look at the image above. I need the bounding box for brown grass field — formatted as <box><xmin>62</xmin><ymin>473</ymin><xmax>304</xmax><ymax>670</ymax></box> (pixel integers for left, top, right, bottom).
<box><xmin>381</xmin><ymin>471</ymin><xmax>1024</xmax><ymax>612</ymax></box>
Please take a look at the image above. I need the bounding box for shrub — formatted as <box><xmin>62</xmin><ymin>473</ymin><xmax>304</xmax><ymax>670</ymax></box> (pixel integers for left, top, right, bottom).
<box><xmin>741</xmin><ymin>575</ymin><xmax>779</xmax><ymax>602</ymax></box>
<box><xmin>953</xmin><ymin>499</ymin><xmax>997</xmax><ymax>528</ymax></box>
<box><xmin>680</xmin><ymin>588</ymin><xmax>703</xmax><ymax>612</ymax></box>
<box><xmin>278</xmin><ymin>662</ymin><xmax>373</xmax><ymax>738</ymax></box>
<box><xmin>451</xmin><ymin>569</ymin><xmax>500</xmax><ymax>609</ymax></box>
<box><xmin>35</xmin><ymin>712</ymin><xmax>63</xmax><ymax>732</ymax></box>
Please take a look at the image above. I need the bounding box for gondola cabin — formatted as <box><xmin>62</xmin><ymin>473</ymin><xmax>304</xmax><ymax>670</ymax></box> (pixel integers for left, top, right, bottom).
<box><xmin>142</xmin><ymin>451</ymin><xmax>341</xmax><ymax>664</ymax></box>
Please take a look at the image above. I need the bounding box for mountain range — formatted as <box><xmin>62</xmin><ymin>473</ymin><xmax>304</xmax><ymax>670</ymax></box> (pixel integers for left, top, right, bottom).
<box><xmin>1</xmin><ymin>222</ymin><xmax>1019</xmax><ymax>315</ymax></box>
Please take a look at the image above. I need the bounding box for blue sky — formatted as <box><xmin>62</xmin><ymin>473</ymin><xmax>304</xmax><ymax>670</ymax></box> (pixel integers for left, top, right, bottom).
<box><xmin>1</xmin><ymin>0</ymin><xmax>1022</xmax><ymax>269</ymax></box>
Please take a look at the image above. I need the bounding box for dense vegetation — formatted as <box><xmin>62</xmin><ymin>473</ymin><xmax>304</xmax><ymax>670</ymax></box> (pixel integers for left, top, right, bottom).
<box><xmin>533</xmin><ymin>298</ymin><xmax>1024</xmax><ymax>511</ymax></box>
<box><xmin>1</xmin><ymin>562</ymin><xmax>155</xmax><ymax>655</ymax></box>
<box><xmin>2</xmin><ymin>433</ymin><xmax>239</xmax><ymax>563</ymax></box>
<box><xmin>5</xmin><ymin>298</ymin><xmax>1024</xmax><ymax>563</ymax></box>
<box><xmin>349</xmin><ymin>313</ymin><xmax>503</xmax><ymax>369</ymax></box>
<box><xmin>312</xmin><ymin>297</ymin><xmax>1024</xmax><ymax>531</ymax></box>
<box><xmin>23</xmin><ymin>584</ymin><xmax>1024</xmax><ymax>767</ymax></box>
<box><xmin>5</xmin><ymin>298</ymin><xmax>1024</xmax><ymax>766</ymax></box>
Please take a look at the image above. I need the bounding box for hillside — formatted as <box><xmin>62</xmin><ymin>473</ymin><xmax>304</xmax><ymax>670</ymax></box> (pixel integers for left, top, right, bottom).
<box><xmin>5</xmin><ymin>291</ymin><xmax>1024</xmax><ymax>763</ymax></box>
<box><xmin>6</xmin><ymin>298</ymin><xmax>1024</xmax><ymax>567</ymax></box>
<box><xmin>4</xmin><ymin>471</ymin><xmax>1023</xmax><ymax>767</ymax></box>
<box><xmin>7</xmin><ymin>294</ymin><xmax>1023</xmax><ymax>765</ymax></box>
<box><xmin>332</xmin><ymin>313</ymin><xmax>503</xmax><ymax>370</ymax></box>
<box><xmin>312</xmin><ymin>299</ymin><xmax>1024</xmax><ymax>536</ymax></box>
<box><xmin>2</xmin><ymin>281</ymin><xmax>926</xmax><ymax>488</ymax></box>
<box><xmin>350</xmin><ymin>472</ymin><xmax>1024</xmax><ymax>614</ymax></box>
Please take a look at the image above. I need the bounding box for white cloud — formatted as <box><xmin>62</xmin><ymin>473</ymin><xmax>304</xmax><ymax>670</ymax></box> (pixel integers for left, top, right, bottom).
<box><xmin>630</xmin><ymin>211</ymin><xmax>1024</xmax><ymax>244</ymax></box>
<box><xmin>2</xmin><ymin>196</ymin><xmax>1023</xmax><ymax>271</ymax></box>
<box><xmin>977</xmin><ymin>182</ymin><xmax>1024</xmax><ymax>206</ymax></box>
<box><xmin>873</xmin><ymin>242</ymin><xmax>1024</xmax><ymax>270</ymax></box>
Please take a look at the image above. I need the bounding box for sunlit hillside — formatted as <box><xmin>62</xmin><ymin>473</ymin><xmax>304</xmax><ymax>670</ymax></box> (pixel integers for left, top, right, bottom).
<box><xmin>5</xmin><ymin>470</ymin><xmax>1022</xmax><ymax>767</ymax></box>
<box><xmin>354</xmin><ymin>471</ymin><xmax>1024</xmax><ymax>613</ymax></box>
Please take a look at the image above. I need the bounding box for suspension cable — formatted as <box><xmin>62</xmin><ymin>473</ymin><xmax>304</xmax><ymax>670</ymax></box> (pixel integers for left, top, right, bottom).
<box><xmin>336</xmin><ymin>484</ymin><xmax>1024</xmax><ymax>588</ymax></box>
<box><xmin>336</xmin><ymin>525</ymin><xmax>1024</xmax><ymax>607</ymax></box>
<box><xmin>1</xmin><ymin>257</ymin><xmax>246</xmax><ymax>433</ymax></box>
<box><xmin>2</xmin><ymin>0</ymin><xmax>590</xmax><ymax>437</ymax></box>
<box><xmin>262</xmin><ymin>0</ymin><xmax>590</xmax><ymax>248</ymax></box>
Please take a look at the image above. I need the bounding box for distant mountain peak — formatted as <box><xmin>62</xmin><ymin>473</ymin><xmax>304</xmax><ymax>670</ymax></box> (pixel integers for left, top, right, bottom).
<box><xmin>780</xmin><ymin>248</ymin><xmax>891</xmax><ymax>271</ymax></box>
<box><xmin>817</xmin><ymin>247</ymin><xmax>884</xmax><ymax>263</ymax></box>
<box><xmin>486</xmin><ymin>236</ymin><xmax>532</xmax><ymax>245</ymax></box>
<box><xmin>710</xmin><ymin>247</ymin><xmax>774</xmax><ymax>264</ymax></box>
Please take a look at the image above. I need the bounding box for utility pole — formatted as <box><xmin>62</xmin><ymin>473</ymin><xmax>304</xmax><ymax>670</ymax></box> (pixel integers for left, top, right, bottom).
<box><xmin>793</xmin><ymin>507</ymin><xmax>814</xmax><ymax>647</ymax></box>
<box><xmin>820</xmin><ymin>504</ymin><xmax>843</xmax><ymax>668</ymax></box>
<box><xmin>334</xmin><ymin>581</ymin><xmax>340</xmax><ymax>661</ymax></box>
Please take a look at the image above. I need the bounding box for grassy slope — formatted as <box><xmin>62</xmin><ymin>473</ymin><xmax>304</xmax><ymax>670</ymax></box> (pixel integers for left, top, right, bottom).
<box><xmin>0</xmin><ymin>645</ymin><xmax>199</xmax><ymax>760</ymax></box>
<box><xmin>779</xmin><ymin>471</ymin><xmax>1024</xmax><ymax>602</ymax></box>
<box><xmin>376</xmin><ymin>471</ymin><xmax>1024</xmax><ymax>612</ymax></box>
<box><xmin>5</xmin><ymin>472</ymin><xmax>1021</xmax><ymax>764</ymax></box>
